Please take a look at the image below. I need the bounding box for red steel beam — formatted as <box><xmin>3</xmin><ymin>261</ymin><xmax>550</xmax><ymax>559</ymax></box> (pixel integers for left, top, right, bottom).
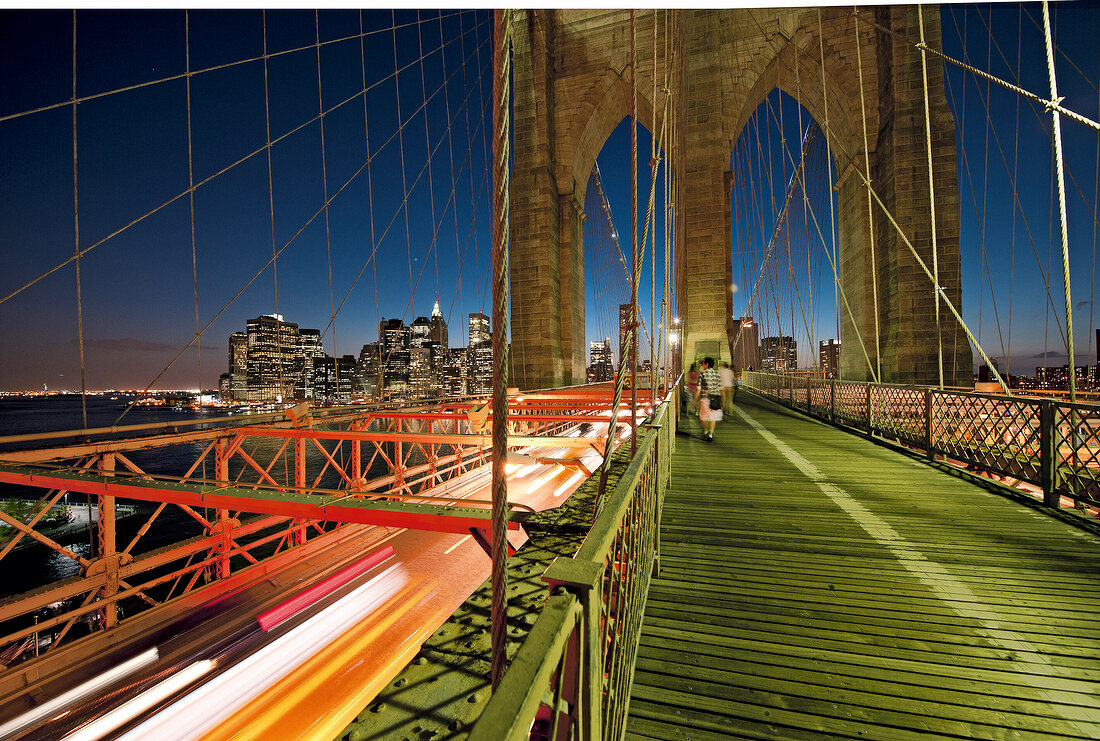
<box><xmin>0</xmin><ymin>465</ymin><xmax>525</xmax><ymax>535</ymax></box>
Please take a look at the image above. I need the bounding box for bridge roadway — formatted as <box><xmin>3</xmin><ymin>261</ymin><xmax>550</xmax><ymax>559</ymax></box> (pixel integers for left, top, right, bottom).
<box><xmin>628</xmin><ymin>392</ymin><xmax>1100</xmax><ymax>740</ymax></box>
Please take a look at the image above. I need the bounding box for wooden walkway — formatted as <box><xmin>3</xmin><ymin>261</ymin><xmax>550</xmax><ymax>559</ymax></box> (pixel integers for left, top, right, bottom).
<box><xmin>626</xmin><ymin>392</ymin><xmax>1100</xmax><ymax>740</ymax></box>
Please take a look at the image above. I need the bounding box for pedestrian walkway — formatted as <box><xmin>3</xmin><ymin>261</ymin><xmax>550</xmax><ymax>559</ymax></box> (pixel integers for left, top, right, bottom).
<box><xmin>626</xmin><ymin>392</ymin><xmax>1100</xmax><ymax>740</ymax></box>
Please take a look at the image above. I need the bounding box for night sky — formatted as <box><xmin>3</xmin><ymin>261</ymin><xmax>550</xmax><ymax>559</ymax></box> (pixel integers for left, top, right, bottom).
<box><xmin>0</xmin><ymin>7</ymin><xmax>1096</xmax><ymax>391</ymax></box>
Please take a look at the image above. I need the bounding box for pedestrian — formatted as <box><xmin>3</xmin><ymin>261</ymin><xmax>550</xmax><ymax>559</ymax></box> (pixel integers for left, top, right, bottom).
<box><xmin>719</xmin><ymin>361</ymin><xmax>734</xmax><ymax>414</ymax></box>
<box><xmin>687</xmin><ymin>362</ymin><xmax>700</xmax><ymax>414</ymax></box>
<box><xmin>694</xmin><ymin>356</ymin><xmax>722</xmax><ymax>441</ymax></box>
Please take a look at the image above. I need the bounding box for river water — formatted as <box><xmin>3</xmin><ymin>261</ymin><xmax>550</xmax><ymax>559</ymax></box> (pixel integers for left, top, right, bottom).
<box><xmin>0</xmin><ymin>395</ymin><xmax>367</xmax><ymax>599</ymax></box>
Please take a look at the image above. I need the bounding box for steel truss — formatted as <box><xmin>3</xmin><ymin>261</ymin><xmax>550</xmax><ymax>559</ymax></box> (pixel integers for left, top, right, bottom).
<box><xmin>0</xmin><ymin>387</ymin><xmax>646</xmax><ymax>668</ymax></box>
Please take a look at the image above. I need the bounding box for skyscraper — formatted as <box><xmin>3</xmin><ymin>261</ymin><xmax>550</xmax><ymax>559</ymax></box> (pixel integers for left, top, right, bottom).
<box><xmin>761</xmin><ymin>336</ymin><xmax>797</xmax><ymax>372</ymax></box>
<box><xmin>731</xmin><ymin>317</ymin><xmax>760</xmax><ymax>371</ymax></box>
<box><xmin>442</xmin><ymin>347</ymin><xmax>468</xmax><ymax>396</ymax></box>
<box><xmin>245</xmin><ymin>314</ymin><xmax>300</xmax><ymax>401</ymax></box>
<box><xmin>819</xmin><ymin>339</ymin><xmax>841</xmax><ymax>379</ymax></box>
<box><xmin>468</xmin><ymin>342</ymin><xmax>492</xmax><ymax>395</ymax></box>
<box><xmin>430</xmin><ymin>301</ymin><xmax>448</xmax><ymax>349</ymax></box>
<box><xmin>379</xmin><ymin>318</ymin><xmax>410</xmax><ymax>354</ymax></box>
<box><xmin>408</xmin><ymin>346</ymin><xmax>433</xmax><ymax>396</ymax></box>
<box><xmin>358</xmin><ymin>342</ymin><xmax>382</xmax><ymax>398</ymax></box>
<box><xmin>410</xmin><ymin>316</ymin><xmax>433</xmax><ymax>348</ymax></box>
<box><xmin>296</xmin><ymin>328</ymin><xmax>325</xmax><ymax>399</ymax></box>
<box><xmin>589</xmin><ymin>338</ymin><xmax>613</xmax><ymax>382</ymax></box>
<box><xmin>228</xmin><ymin>332</ymin><xmax>247</xmax><ymax>400</ymax></box>
<box><xmin>469</xmin><ymin>312</ymin><xmax>490</xmax><ymax>347</ymax></box>
<box><xmin>618</xmin><ymin>303</ymin><xmax>632</xmax><ymax>370</ymax></box>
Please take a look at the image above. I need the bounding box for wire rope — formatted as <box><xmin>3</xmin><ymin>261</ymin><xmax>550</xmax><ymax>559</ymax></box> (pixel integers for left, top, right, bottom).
<box><xmin>818</xmin><ymin>9</ymin><xmax>840</xmax><ymax>353</ymax></box>
<box><xmin>185</xmin><ymin>11</ymin><xmax>202</xmax><ymax>401</ymax></box>
<box><xmin>1043</xmin><ymin>1</ymin><xmax>1077</xmax><ymax>400</ymax></box>
<box><xmin>316</xmin><ymin>10</ymin><xmax>338</xmax><ymax>389</ymax></box>
<box><xmin>71</xmin><ymin>10</ymin><xmax>87</xmax><ymax>428</ymax></box>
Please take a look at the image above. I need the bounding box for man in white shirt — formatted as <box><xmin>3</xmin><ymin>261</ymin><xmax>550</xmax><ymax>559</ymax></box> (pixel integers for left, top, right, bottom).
<box><xmin>719</xmin><ymin>361</ymin><xmax>734</xmax><ymax>414</ymax></box>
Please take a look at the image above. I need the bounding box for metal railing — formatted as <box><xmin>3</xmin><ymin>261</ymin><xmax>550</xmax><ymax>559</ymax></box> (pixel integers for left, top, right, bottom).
<box><xmin>470</xmin><ymin>383</ymin><xmax>677</xmax><ymax>741</ymax></box>
<box><xmin>744</xmin><ymin>371</ymin><xmax>1100</xmax><ymax>510</ymax></box>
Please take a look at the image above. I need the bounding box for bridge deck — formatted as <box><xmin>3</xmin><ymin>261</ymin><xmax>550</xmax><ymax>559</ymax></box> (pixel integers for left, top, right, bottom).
<box><xmin>628</xmin><ymin>392</ymin><xmax>1100</xmax><ymax>740</ymax></box>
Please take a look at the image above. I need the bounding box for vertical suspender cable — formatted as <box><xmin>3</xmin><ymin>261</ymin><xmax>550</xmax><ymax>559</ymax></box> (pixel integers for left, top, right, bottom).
<box><xmin>1042</xmin><ymin>2</ymin><xmax>1076</xmax><ymax>402</ymax></box>
<box><xmin>71</xmin><ymin>11</ymin><xmax>87</xmax><ymax>429</ymax></box>
<box><xmin>261</xmin><ymin>12</ymin><xmax>283</xmax><ymax>399</ymax></box>
<box><xmin>794</xmin><ymin>43</ymin><xmax>814</xmax><ymax>369</ymax></box>
<box><xmin>853</xmin><ymin>11</ymin><xmax>881</xmax><ymax>383</ymax></box>
<box><xmin>185</xmin><ymin>11</ymin><xmax>201</xmax><ymax>404</ymax></box>
<box><xmin>359</xmin><ymin>11</ymin><xmax>383</xmax><ymax>398</ymax></box>
<box><xmin>489</xmin><ymin>8</ymin><xmax>512</xmax><ymax>688</ymax></box>
<box><xmin>818</xmin><ymin>10</ymin><xmax>841</xmax><ymax>364</ymax></box>
<box><xmin>646</xmin><ymin>8</ymin><xmax>655</xmax><ymax>400</ymax></box>
<box><xmin>918</xmin><ymin>6</ymin><xmax>944</xmax><ymax>388</ymax></box>
<box><xmin>630</xmin><ymin>10</ymin><xmax>639</xmax><ymax>457</ymax></box>
<box><xmin>316</xmin><ymin>11</ymin><xmax>338</xmax><ymax>393</ymax></box>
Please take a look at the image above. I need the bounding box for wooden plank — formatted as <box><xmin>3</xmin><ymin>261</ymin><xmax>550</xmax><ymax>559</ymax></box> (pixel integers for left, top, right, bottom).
<box><xmin>626</xmin><ymin>394</ymin><xmax>1100</xmax><ymax>739</ymax></box>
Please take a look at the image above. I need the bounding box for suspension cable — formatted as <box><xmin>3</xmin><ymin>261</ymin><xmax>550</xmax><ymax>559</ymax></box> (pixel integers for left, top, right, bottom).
<box><xmin>185</xmin><ymin>11</ymin><xmax>202</xmax><ymax>403</ymax></box>
<box><xmin>852</xmin><ymin>11</ymin><xmax>881</xmax><ymax>382</ymax></box>
<box><xmin>71</xmin><ymin>10</ymin><xmax>87</xmax><ymax>428</ymax></box>
<box><xmin>489</xmin><ymin>8</ymin><xmax>512</xmax><ymax>689</ymax></box>
<box><xmin>918</xmin><ymin>7</ymin><xmax>945</xmax><ymax>388</ymax></box>
<box><xmin>1043</xmin><ymin>2</ymin><xmax>1077</xmax><ymax>401</ymax></box>
<box><xmin>851</xmin><ymin>8</ymin><xmax>1100</xmax><ymax>134</ymax></box>
<box><xmin>818</xmin><ymin>9</ymin><xmax>840</xmax><ymax>351</ymax></box>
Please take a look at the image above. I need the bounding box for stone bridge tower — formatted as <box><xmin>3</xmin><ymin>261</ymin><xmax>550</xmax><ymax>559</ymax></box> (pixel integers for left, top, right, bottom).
<box><xmin>508</xmin><ymin>8</ymin><xmax>971</xmax><ymax>389</ymax></box>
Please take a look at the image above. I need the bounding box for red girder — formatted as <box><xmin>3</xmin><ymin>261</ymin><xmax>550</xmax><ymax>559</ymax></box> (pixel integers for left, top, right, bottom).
<box><xmin>0</xmin><ymin>466</ymin><xmax>524</xmax><ymax>535</ymax></box>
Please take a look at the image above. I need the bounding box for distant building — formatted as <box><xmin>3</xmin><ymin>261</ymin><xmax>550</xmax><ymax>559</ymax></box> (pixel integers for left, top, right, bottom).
<box><xmin>379</xmin><ymin>318</ymin><xmax>410</xmax><ymax>355</ymax></box>
<box><xmin>313</xmin><ymin>354</ymin><xmax>357</xmax><ymax>402</ymax></box>
<box><xmin>469</xmin><ymin>312</ymin><xmax>490</xmax><ymax>347</ymax></box>
<box><xmin>1035</xmin><ymin>365</ymin><xmax>1093</xmax><ymax>391</ymax></box>
<box><xmin>246</xmin><ymin>314</ymin><xmax>300</xmax><ymax>401</ymax></box>
<box><xmin>761</xmin><ymin>336</ymin><xmax>797</xmax><ymax>373</ymax></box>
<box><xmin>358</xmin><ymin>342</ymin><xmax>382</xmax><ymax>397</ymax></box>
<box><xmin>468</xmin><ymin>342</ymin><xmax>492</xmax><ymax>395</ymax></box>
<box><xmin>430</xmin><ymin>301</ymin><xmax>448</xmax><ymax>349</ymax></box>
<box><xmin>589</xmin><ymin>338</ymin><xmax>613</xmax><ymax>382</ymax></box>
<box><xmin>819</xmin><ymin>339</ymin><xmax>841</xmax><ymax>379</ymax></box>
<box><xmin>442</xmin><ymin>347</ymin><xmax>468</xmax><ymax>396</ymax></box>
<box><xmin>408</xmin><ymin>346</ymin><xmax>433</xmax><ymax>397</ymax></box>
<box><xmin>296</xmin><ymin>328</ymin><xmax>325</xmax><ymax>399</ymax></box>
<box><xmin>228</xmin><ymin>332</ymin><xmax>248</xmax><ymax>400</ymax></box>
<box><xmin>410</xmin><ymin>316</ymin><xmax>433</xmax><ymax>348</ymax></box>
<box><xmin>619</xmin><ymin>303</ymin><xmax>632</xmax><ymax>370</ymax></box>
<box><xmin>382</xmin><ymin>349</ymin><xmax>411</xmax><ymax>395</ymax></box>
<box><xmin>731</xmin><ymin>317</ymin><xmax>760</xmax><ymax>371</ymax></box>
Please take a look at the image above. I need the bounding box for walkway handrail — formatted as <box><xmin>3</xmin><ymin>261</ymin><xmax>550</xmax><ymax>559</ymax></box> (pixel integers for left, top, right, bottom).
<box><xmin>471</xmin><ymin>379</ymin><xmax>679</xmax><ymax>741</ymax></box>
<box><xmin>743</xmin><ymin>371</ymin><xmax>1100</xmax><ymax>511</ymax></box>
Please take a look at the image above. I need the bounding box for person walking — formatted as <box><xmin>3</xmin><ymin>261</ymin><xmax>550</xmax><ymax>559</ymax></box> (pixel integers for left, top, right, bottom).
<box><xmin>687</xmin><ymin>362</ymin><xmax>700</xmax><ymax>414</ymax></box>
<box><xmin>719</xmin><ymin>361</ymin><xmax>734</xmax><ymax>414</ymax></box>
<box><xmin>694</xmin><ymin>356</ymin><xmax>722</xmax><ymax>441</ymax></box>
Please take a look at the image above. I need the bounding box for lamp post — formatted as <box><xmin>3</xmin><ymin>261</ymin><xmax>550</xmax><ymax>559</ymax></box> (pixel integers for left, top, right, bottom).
<box><xmin>668</xmin><ymin>317</ymin><xmax>682</xmax><ymax>387</ymax></box>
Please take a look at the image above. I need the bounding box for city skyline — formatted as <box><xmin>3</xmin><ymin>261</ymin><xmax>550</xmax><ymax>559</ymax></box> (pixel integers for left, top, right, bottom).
<box><xmin>1</xmin><ymin>8</ymin><xmax>1098</xmax><ymax>391</ymax></box>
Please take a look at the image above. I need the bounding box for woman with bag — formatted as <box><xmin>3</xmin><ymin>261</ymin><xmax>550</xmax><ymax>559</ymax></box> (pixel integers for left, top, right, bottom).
<box><xmin>694</xmin><ymin>356</ymin><xmax>723</xmax><ymax>441</ymax></box>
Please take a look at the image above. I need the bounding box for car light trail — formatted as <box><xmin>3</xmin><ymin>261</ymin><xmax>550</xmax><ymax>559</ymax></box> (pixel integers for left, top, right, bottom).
<box><xmin>0</xmin><ymin>647</ymin><xmax>159</xmax><ymax>740</ymax></box>
<box><xmin>200</xmin><ymin>583</ymin><xmax>439</xmax><ymax>741</ymax></box>
<box><xmin>116</xmin><ymin>565</ymin><xmax>407</xmax><ymax>741</ymax></box>
<box><xmin>257</xmin><ymin>545</ymin><xmax>395</xmax><ymax>631</ymax></box>
<box><xmin>62</xmin><ymin>659</ymin><xmax>215</xmax><ymax>741</ymax></box>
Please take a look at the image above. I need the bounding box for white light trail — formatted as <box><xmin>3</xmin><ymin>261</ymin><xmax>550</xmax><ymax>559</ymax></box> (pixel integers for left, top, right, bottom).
<box><xmin>115</xmin><ymin>566</ymin><xmax>407</xmax><ymax>741</ymax></box>
<box><xmin>0</xmin><ymin>648</ymin><xmax>159</xmax><ymax>739</ymax></box>
<box><xmin>62</xmin><ymin>659</ymin><xmax>214</xmax><ymax>741</ymax></box>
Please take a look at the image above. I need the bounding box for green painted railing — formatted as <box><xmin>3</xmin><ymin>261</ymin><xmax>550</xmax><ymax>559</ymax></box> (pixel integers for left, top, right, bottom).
<box><xmin>744</xmin><ymin>371</ymin><xmax>1100</xmax><ymax>510</ymax></box>
<box><xmin>470</xmin><ymin>383</ymin><xmax>677</xmax><ymax>741</ymax></box>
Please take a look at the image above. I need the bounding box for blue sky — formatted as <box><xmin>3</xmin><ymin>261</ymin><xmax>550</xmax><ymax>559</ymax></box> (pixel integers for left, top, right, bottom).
<box><xmin>0</xmin><ymin>7</ymin><xmax>1096</xmax><ymax>391</ymax></box>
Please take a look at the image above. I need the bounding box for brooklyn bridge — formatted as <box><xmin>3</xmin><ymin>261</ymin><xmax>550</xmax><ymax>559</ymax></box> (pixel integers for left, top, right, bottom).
<box><xmin>0</xmin><ymin>7</ymin><xmax>1098</xmax><ymax>740</ymax></box>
